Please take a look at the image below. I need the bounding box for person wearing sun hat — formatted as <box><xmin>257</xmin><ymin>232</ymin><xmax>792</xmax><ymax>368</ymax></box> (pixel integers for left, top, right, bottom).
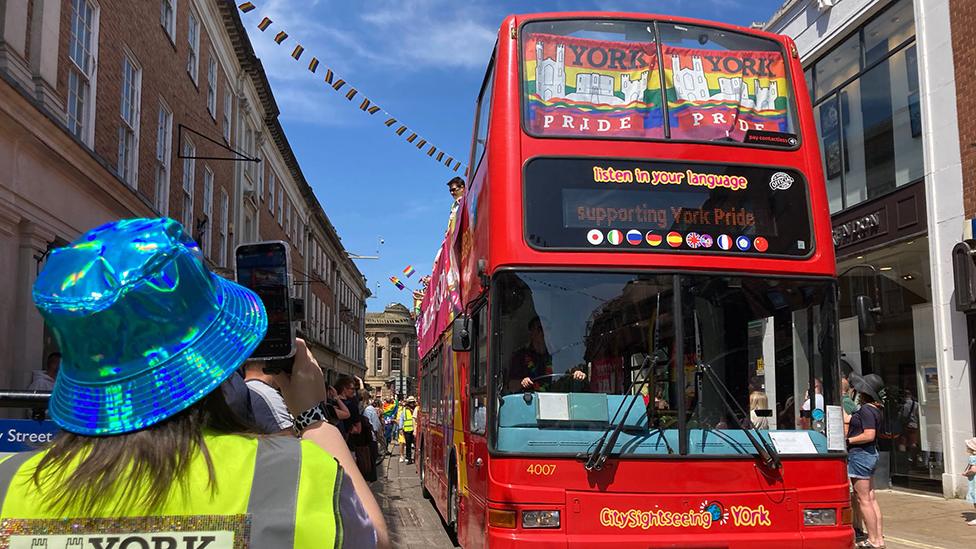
<box><xmin>0</xmin><ymin>218</ymin><xmax>389</xmax><ymax>548</ymax></box>
<box><xmin>846</xmin><ymin>372</ymin><xmax>887</xmax><ymax>548</ymax></box>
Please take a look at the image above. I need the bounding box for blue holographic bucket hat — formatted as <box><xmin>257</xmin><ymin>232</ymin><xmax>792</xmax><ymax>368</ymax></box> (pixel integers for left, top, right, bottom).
<box><xmin>32</xmin><ymin>218</ymin><xmax>267</xmax><ymax>435</ymax></box>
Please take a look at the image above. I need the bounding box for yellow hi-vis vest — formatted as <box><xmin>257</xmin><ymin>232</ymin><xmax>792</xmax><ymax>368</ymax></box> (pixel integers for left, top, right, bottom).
<box><xmin>0</xmin><ymin>433</ymin><xmax>342</xmax><ymax>548</ymax></box>
<box><xmin>401</xmin><ymin>408</ymin><xmax>414</xmax><ymax>432</ymax></box>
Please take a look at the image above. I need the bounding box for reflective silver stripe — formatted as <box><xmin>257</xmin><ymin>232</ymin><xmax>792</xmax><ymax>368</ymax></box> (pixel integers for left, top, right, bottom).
<box><xmin>249</xmin><ymin>436</ymin><xmax>302</xmax><ymax>548</ymax></box>
<box><xmin>0</xmin><ymin>452</ymin><xmax>39</xmax><ymax>513</ymax></box>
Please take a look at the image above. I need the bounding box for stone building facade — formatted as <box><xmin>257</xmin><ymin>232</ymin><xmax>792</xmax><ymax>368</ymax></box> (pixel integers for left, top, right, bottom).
<box><xmin>364</xmin><ymin>303</ymin><xmax>418</xmax><ymax>397</ymax></box>
<box><xmin>0</xmin><ymin>0</ymin><xmax>366</xmax><ymax>388</ymax></box>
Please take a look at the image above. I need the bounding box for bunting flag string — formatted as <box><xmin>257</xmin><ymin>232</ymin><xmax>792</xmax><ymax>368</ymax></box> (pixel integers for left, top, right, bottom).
<box><xmin>238</xmin><ymin>2</ymin><xmax>468</xmax><ymax>176</ymax></box>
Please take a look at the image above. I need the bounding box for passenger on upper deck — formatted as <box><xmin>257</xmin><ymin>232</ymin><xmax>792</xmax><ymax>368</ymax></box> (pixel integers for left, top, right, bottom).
<box><xmin>447</xmin><ymin>176</ymin><xmax>465</xmax><ymax>201</ymax></box>
<box><xmin>507</xmin><ymin>316</ymin><xmax>587</xmax><ymax>393</ymax></box>
<box><xmin>444</xmin><ymin>176</ymin><xmax>466</xmax><ymax>238</ymax></box>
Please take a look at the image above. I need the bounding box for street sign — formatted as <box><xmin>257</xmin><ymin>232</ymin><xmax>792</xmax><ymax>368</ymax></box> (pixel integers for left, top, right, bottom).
<box><xmin>0</xmin><ymin>419</ymin><xmax>59</xmax><ymax>452</ymax></box>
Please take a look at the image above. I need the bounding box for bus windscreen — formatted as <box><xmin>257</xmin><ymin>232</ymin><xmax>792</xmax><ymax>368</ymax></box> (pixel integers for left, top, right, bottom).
<box><xmin>524</xmin><ymin>157</ymin><xmax>813</xmax><ymax>257</ymax></box>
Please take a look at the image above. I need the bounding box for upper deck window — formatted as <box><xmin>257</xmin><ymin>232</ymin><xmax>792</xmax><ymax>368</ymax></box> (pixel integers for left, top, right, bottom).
<box><xmin>524</xmin><ymin>157</ymin><xmax>812</xmax><ymax>257</ymax></box>
<box><xmin>521</xmin><ymin>19</ymin><xmax>797</xmax><ymax>146</ymax></box>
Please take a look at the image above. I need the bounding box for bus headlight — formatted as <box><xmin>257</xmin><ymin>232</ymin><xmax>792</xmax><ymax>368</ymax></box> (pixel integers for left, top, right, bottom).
<box><xmin>522</xmin><ymin>510</ymin><xmax>560</xmax><ymax>529</ymax></box>
<box><xmin>803</xmin><ymin>508</ymin><xmax>837</xmax><ymax>526</ymax></box>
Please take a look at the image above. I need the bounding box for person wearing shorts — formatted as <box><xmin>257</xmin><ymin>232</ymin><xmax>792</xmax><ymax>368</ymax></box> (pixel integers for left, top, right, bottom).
<box><xmin>847</xmin><ymin>373</ymin><xmax>886</xmax><ymax>548</ymax></box>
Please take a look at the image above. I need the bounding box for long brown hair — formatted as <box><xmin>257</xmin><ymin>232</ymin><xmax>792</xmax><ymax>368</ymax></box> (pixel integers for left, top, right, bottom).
<box><xmin>32</xmin><ymin>386</ymin><xmax>253</xmax><ymax>515</ymax></box>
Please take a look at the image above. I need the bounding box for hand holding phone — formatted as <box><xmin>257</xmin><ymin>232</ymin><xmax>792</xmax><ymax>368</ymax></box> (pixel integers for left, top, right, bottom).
<box><xmin>273</xmin><ymin>339</ymin><xmax>327</xmax><ymax>416</ymax></box>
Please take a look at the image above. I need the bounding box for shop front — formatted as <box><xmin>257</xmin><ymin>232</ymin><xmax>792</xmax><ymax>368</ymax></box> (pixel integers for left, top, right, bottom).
<box><xmin>832</xmin><ymin>182</ymin><xmax>942</xmax><ymax>491</ymax></box>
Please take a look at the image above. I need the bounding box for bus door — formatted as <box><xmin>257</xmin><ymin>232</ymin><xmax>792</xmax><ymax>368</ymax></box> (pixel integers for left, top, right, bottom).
<box><xmin>442</xmin><ymin>340</ymin><xmax>456</xmax><ymax>490</ymax></box>
<box><xmin>465</xmin><ymin>303</ymin><xmax>490</xmax><ymax>546</ymax></box>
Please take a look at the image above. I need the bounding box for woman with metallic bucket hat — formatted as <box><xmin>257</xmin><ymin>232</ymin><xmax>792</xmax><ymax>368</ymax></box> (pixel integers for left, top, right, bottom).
<box><xmin>0</xmin><ymin>218</ymin><xmax>390</xmax><ymax>548</ymax></box>
<box><xmin>846</xmin><ymin>372</ymin><xmax>887</xmax><ymax>548</ymax></box>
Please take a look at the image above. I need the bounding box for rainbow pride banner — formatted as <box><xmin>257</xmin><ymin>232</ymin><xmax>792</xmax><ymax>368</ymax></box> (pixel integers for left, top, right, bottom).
<box><xmin>523</xmin><ymin>33</ymin><xmax>662</xmax><ymax>138</ymax></box>
<box><xmin>662</xmin><ymin>45</ymin><xmax>789</xmax><ymax>141</ymax></box>
<box><xmin>522</xmin><ymin>32</ymin><xmax>790</xmax><ymax>142</ymax></box>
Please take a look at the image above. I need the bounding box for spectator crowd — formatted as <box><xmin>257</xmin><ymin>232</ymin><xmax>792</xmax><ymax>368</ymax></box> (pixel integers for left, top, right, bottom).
<box><xmin>231</xmin><ymin>362</ymin><xmax>419</xmax><ymax>482</ymax></box>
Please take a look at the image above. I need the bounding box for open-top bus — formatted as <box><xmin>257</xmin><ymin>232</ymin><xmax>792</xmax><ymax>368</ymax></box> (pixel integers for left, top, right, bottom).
<box><xmin>416</xmin><ymin>12</ymin><xmax>852</xmax><ymax>548</ymax></box>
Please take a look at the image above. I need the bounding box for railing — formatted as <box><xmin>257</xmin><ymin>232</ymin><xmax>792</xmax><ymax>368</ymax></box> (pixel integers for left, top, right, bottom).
<box><xmin>0</xmin><ymin>390</ymin><xmax>51</xmax><ymax>421</ymax></box>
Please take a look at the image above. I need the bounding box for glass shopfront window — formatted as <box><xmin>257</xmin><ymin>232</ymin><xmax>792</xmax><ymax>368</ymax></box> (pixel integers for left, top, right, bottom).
<box><xmin>806</xmin><ymin>0</ymin><xmax>922</xmax><ymax>214</ymax></box>
<box><xmin>837</xmin><ymin>236</ymin><xmax>942</xmax><ymax>490</ymax></box>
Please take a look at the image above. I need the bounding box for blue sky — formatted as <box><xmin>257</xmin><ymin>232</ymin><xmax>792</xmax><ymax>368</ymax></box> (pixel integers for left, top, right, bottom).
<box><xmin>241</xmin><ymin>0</ymin><xmax>786</xmax><ymax>311</ymax></box>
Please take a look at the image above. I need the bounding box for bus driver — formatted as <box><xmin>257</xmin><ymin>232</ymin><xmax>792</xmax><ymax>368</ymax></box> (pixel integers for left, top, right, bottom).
<box><xmin>508</xmin><ymin>316</ymin><xmax>587</xmax><ymax>393</ymax></box>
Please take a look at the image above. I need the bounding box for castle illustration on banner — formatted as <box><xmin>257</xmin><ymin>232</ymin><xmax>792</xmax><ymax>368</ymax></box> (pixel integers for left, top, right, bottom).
<box><xmin>534</xmin><ymin>41</ymin><xmax>647</xmax><ymax>105</ymax></box>
<box><xmin>533</xmin><ymin>40</ymin><xmax>777</xmax><ymax>111</ymax></box>
<box><xmin>670</xmin><ymin>55</ymin><xmax>778</xmax><ymax>111</ymax></box>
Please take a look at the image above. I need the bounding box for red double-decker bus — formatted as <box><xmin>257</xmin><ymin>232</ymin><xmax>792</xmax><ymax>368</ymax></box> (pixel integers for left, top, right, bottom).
<box><xmin>415</xmin><ymin>12</ymin><xmax>852</xmax><ymax>548</ymax></box>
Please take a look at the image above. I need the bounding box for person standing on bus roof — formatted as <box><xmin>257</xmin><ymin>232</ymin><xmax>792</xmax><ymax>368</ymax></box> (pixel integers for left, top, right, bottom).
<box><xmin>0</xmin><ymin>218</ymin><xmax>390</xmax><ymax>549</ymax></box>
<box><xmin>447</xmin><ymin>176</ymin><xmax>465</xmax><ymax>200</ymax></box>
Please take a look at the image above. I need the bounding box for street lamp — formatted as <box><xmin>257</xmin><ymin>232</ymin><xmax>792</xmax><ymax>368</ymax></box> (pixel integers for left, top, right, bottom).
<box><xmin>346</xmin><ymin>236</ymin><xmax>383</xmax><ymax>260</ymax></box>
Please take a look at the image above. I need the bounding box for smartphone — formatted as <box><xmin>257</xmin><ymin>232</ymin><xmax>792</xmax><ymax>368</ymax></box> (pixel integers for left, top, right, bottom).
<box><xmin>235</xmin><ymin>241</ymin><xmax>295</xmax><ymax>361</ymax></box>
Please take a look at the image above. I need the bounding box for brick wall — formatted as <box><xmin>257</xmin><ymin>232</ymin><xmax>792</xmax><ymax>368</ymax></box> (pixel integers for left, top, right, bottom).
<box><xmin>950</xmin><ymin>0</ymin><xmax>976</xmax><ymax>219</ymax></box>
<box><xmin>58</xmin><ymin>0</ymin><xmax>235</xmax><ymax>257</ymax></box>
<box><xmin>49</xmin><ymin>1</ymin><xmax>362</xmax><ymax>363</ymax></box>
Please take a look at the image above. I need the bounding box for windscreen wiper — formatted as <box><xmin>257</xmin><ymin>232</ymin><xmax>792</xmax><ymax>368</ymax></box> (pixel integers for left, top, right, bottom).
<box><xmin>583</xmin><ymin>353</ymin><xmax>654</xmax><ymax>471</ymax></box>
<box><xmin>696</xmin><ymin>361</ymin><xmax>781</xmax><ymax>470</ymax></box>
<box><xmin>583</xmin><ymin>291</ymin><xmax>672</xmax><ymax>470</ymax></box>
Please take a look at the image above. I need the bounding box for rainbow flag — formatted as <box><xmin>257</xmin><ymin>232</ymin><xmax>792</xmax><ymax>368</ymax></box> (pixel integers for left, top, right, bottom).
<box><xmin>523</xmin><ymin>33</ymin><xmax>662</xmax><ymax>139</ymax></box>
<box><xmin>403</xmin><ymin>265</ymin><xmax>416</xmax><ymax>278</ymax></box>
<box><xmin>662</xmin><ymin>45</ymin><xmax>789</xmax><ymax>141</ymax></box>
<box><xmin>383</xmin><ymin>400</ymin><xmax>398</xmax><ymax>423</ymax></box>
<box><xmin>389</xmin><ymin>276</ymin><xmax>405</xmax><ymax>290</ymax></box>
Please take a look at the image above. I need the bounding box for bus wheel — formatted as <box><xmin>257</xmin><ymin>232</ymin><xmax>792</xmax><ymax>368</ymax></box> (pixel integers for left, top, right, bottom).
<box><xmin>420</xmin><ymin>446</ymin><xmax>431</xmax><ymax>499</ymax></box>
<box><xmin>447</xmin><ymin>465</ymin><xmax>459</xmax><ymax>538</ymax></box>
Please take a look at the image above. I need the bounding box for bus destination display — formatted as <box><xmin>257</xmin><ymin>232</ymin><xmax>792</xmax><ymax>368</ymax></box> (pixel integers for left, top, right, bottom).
<box><xmin>524</xmin><ymin>157</ymin><xmax>812</xmax><ymax>256</ymax></box>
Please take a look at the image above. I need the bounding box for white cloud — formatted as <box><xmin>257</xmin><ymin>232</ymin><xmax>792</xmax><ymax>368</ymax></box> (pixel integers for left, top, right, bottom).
<box><xmin>243</xmin><ymin>0</ymin><xmax>366</xmax><ymax>126</ymax></box>
<box><xmin>241</xmin><ymin>0</ymin><xmax>497</xmax><ymax>126</ymax></box>
<box><xmin>359</xmin><ymin>1</ymin><xmax>497</xmax><ymax>70</ymax></box>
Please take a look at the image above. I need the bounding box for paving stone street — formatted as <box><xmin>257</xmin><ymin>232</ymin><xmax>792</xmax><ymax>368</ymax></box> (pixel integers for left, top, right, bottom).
<box><xmin>373</xmin><ymin>455</ymin><xmax>457</xmax><ymax>549</ymax></box>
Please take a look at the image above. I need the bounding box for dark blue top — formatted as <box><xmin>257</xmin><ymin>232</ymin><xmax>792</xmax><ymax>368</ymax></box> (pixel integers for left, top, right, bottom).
<box><xmin>848</xmin><ymin>403</ymin><xmax>882</xmax><ymax>452</ymax></box>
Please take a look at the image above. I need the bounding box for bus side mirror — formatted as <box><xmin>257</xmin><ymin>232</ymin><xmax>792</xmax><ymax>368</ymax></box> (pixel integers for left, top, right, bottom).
<box><xmin>952</xmin><ymin>240</ymin><xmax>976</xmax><ymax>313</ymax></box>
<box><xmin>452</xmin><ymin>315</ymin><xmax>471</xmax><ymax>352</ymax></box>
<box><xmin>856</xmin><ymin>295</ymin><xmax>879</xmax><ymax>336</ymax></box>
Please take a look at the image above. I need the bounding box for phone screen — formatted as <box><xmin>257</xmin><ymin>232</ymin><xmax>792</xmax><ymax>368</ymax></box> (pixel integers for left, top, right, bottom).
<box><xmin>235</xmin><ymin>242</ymin><xmax>294</xmax><ymax>359</ymax></box>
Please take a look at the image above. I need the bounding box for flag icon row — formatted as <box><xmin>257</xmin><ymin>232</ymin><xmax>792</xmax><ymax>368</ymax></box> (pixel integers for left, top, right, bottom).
<box><xmin>586</xmin><ymin>229</ymin><xmax>769</xmax><ymax>252</ymax></box>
